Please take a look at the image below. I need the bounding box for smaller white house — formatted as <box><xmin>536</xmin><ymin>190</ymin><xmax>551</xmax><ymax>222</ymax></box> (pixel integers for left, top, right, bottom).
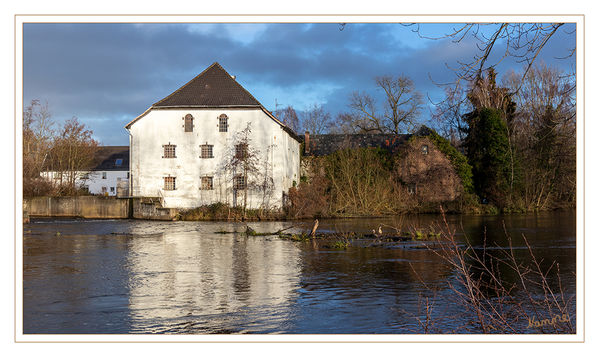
<box><xmin>41</xmin><ymin>146</ymin><xmax>130</xmax><ymax>196</ymax></box>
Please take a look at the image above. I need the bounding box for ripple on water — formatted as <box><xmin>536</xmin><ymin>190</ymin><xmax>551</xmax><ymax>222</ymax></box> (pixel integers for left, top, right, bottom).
<box><xmin>23</xmin><ymin>213</ymin><xmax>577</xmax><ymax>334</ymax></box>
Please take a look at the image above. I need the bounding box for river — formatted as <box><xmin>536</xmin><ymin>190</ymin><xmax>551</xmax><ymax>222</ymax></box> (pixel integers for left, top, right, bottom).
<box><xmin>22</xmin><ymin>211</ymin><xmax>576</xmax><ymax>334</ymax></box>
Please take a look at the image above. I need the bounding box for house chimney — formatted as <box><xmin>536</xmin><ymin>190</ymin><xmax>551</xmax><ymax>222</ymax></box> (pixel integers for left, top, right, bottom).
<box><xmin>304</xmin><ymin>131</ymin><xmax>310</xmax><ymax>154</ymax></box>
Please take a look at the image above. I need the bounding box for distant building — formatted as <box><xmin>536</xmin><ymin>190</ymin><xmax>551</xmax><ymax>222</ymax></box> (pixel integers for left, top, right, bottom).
<box><xmin>125</xmin><ymin>62</ymin><xmax>301</xmax><ymax>209</ymax></box>
<box><xmin>303</xmin><ymin>132</ymin><xmax>410</xmax><ymax>157</ymax></box>
<box><xmin>41</xmin><ymin>146</ymin><xmax>129</xmax><ymax>197</ymax></box>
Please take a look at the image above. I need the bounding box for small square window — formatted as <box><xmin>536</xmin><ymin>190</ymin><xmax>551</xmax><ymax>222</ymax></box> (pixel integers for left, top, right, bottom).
<box><xmin>164</xmin><ymin>176</ymin><xmax>176</xmax><ymax>190</ymax></box>
<box><xmin>421</xmin><ymin>145</ymin><xmax>429</xmax><ymax>155</ymax></box>
<box><xmin>200</xmin><ymin>144</ymin><xmax>214</xmax><ymax>158</ymax></box>
<box><xmin>110</xmin><ymin>187</ymin><xmax>115</xmax><ymax>193</ymax></box>
<box><xmin>115</xmin><ymin>158</ymin><xmax>123</xmax><ymax>166</ymax></box>
<box><xmin>102</xmin><ymin>172</ymin><xmax>107</xmax><ymax>179</ymax></box>
<box><xmin>101</xmin><ymin>186</ymin><xmax>107</xmax><ymax>193</ymax></box>
<box><xmin>163</xmin><ymin>144</ymin><xmax>176</xmax><ymax>158</ymax></box>
<box><xmin>200</xmin><ymin>176</ymin><xmax>213</xmax><ymax>190</ymax></box>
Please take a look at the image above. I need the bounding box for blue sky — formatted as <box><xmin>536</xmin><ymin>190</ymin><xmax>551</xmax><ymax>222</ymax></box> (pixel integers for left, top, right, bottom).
<box><xmin>23</xmin><ymin>22</ymin><xmax>576</xmax><ymax>145</ymax></box>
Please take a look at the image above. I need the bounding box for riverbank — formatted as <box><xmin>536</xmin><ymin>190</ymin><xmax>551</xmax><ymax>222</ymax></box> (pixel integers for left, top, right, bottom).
<box><xmin>23</xmin><ymin>195</ymin><xmax>576</xmax><ymax>222</ymax></box>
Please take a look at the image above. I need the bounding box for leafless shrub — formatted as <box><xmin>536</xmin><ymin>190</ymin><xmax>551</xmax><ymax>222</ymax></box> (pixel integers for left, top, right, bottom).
<box><xmin>413</xmin><ymin>209</ymin><xmax>575</xmax><ymax>334</ymax></box>
<box><xmin>287</xmin><ymin>174</ymin><xmax>330</xmax><ymax>219</ymax></box>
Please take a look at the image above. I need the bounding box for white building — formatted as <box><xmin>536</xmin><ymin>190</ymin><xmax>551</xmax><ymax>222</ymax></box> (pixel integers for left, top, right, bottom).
<box><xmin>125</xmin><ymin>62</ymin><xmax>301</xmax><ymax>209</ymax></box>
<box><xmin>41</xmin><ymin>146</ymin><xmax>129</xmax><ymax>196</ymax></box>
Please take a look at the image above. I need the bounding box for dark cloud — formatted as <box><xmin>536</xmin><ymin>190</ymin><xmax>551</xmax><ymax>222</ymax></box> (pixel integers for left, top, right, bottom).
<box><xmin>23</xmin><ymin>22</ymin><xmax>576</xmax><ymax>145</ymax></box>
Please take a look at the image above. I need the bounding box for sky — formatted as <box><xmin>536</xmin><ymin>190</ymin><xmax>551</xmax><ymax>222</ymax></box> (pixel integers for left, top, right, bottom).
<box><xmin>23</xmin><ymin>22</ymin><xmax>576</xmax><ymax>145</ymax></box>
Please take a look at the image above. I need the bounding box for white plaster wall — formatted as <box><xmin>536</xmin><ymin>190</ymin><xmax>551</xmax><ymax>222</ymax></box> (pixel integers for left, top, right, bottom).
<box><xmin>128</xmin><ymin>108</ymin><xmax>300</xmax><ymax>209</ymax></box>
<box><xmin>83</xmin><ymin>171</ymin><xmax>129</xmax><ymax>196</ymax></box>
<box><xmin>40</xmin><ymin>170</ymin><xmax>129</xmax><ymax>196</ymax></box>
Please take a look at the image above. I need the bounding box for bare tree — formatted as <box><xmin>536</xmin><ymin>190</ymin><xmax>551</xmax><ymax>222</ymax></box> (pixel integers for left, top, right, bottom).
<box><xmin>50</xmin><ymin>117</ymin><xmax>99</xmax><ymax>194</ymax></box>
<box><xmin>23</xmin><ymin>101</ymin><xmax>54</xmax><ymax>175</ymax></box>
<box><xmin>340</xmin><ymin>75</ymin><xmax>423</xmax><ymax>134</ymax></box>
<box><xmin>23</xmin><ymin>100</ymin><xmax>56</xmax><ymax>196</ymax></box>
<box><xmin>332</xmin><ymin>112</ymin><xmax>361</xmax><ymax>134</ymax></box>
<box><xmin>432</xmin><ymin>84</ymin><xmax>472</xmax><ymax>144</ymax></box>
<box><xmin>301</xmin><ymin>103</ymin><xmax>332</xmax><ymax>135</ymax></box>
<box><xmin>503</xmin><ymin>63</ymin><xmax>576</xmax><ymax>209</ymax></box>
<box><xmin>406</xmin><ymin>23</ymin><xmax>573</xmax><ymax>89</ymax></box>
<box><xmin>220</xmin><ymin>123</ymin><xmax>261</xmax><ymax>218</ymax></box>
<box><xmin>274</xmin><ymin>105</ymin><xmax>300</xmax><ymax>133</ymax></box>
<box><xmin>402</xmin><ymin>22</ymin><xmax>575</xmax><ymax>132</ymax></box>
<box><xmin>258</xmin><ymin>143</ymin><xmax>276</xmax><ymax>211</ymax></box>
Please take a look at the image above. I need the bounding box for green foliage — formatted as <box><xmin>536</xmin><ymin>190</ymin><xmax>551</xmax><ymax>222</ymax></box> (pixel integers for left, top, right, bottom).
<box><xmin>329</xmin><ymin>240</ymin><xmax>350</xmax><ymax>249</ymax></box>
<box><xmin>463</xmin><ymin>108</ymin><xmax>513</xmax><ymax>206</ymax></box>
<box><xmin>413</xmin><ymin>230</ymin><xmax>425</xmax><ymax>240</ymax></box>
<box><xmin>279</xmin><ymin>233</ymin><xmax>311</xmax><ymax>241</ymax></box>
<box><xmin>410</xmin><ymin>227</ymin><xmax>441</xmax><ymax>240</ymax></box>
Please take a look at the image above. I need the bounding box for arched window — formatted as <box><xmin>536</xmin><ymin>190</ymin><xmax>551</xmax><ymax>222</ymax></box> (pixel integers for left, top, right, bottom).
<box><xmin>218</xmin><ymin>114</ymin><xmax>228</xmax><ymax>132</ymax></box>
<box><xmin>184</xmin><ymin>114</ymin><xmax>194</xmax><ymax>132</ymax></box>
<box><xmin>421</xmin><ymin>145</ymin><xmax>429</xmax><ymax>155</ymax></box>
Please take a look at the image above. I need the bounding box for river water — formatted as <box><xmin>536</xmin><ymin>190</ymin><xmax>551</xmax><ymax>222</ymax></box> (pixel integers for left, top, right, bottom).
<box><xmin>22</xmin><ymin>211</ymin><xmax>576</xmax><ymax>334</ymax></box>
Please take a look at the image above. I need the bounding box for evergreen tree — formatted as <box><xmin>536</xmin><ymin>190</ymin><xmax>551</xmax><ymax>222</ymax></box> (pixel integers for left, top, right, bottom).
<box><xmin>463</xmin><ymin>108</ymin><xmax>512</xmax><ymax>207</ymax></box>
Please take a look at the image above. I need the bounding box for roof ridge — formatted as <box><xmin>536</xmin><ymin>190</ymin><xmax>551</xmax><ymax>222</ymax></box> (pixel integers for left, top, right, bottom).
<box><xmin>152</xmin><ymin>62</ymin><xmax>265</xmax><ymax>108</ymax></box>
<box><xmin>218</xmin><ymin>64</ymin><xmax>264</xmax><ymax>107</ymax></box>
<box><xmin>152</xmin><ymin>62</ymin><xmax>220</xmax><ymax>107</ymax></box>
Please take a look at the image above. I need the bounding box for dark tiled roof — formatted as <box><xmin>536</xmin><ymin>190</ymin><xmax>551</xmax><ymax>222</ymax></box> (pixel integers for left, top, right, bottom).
<box><xmin>91</xmin><ymin>146</ymin><xmax>129</xmax><ymax>171</ymax></box>
<box><xmin>152</xmin><ymin>62</ymin><xmax>263</xmax><ymax>108</ymax></box>
<box><xmin>304</xmin><ymin>134</ymin><xmax>411</xmax><ymax>156</ymax></box>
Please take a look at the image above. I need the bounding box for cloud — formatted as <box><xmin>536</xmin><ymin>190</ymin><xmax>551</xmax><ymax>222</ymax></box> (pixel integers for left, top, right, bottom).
<box><xmin>23</xmin><ymin>22</ymin><xmax>576</xmax><ymax>145</ymax></box>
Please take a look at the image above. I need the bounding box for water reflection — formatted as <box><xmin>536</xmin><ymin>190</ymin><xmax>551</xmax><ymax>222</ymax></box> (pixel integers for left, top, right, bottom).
<box><xmin>23</xmin><ymin>212</ymin><xmax>576</xmax><ymax>334</ymax></box>
<box><xmin>125</xmin><ymin>225</ymin><xmax>302</xmax><ymax>333</ymax></box>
